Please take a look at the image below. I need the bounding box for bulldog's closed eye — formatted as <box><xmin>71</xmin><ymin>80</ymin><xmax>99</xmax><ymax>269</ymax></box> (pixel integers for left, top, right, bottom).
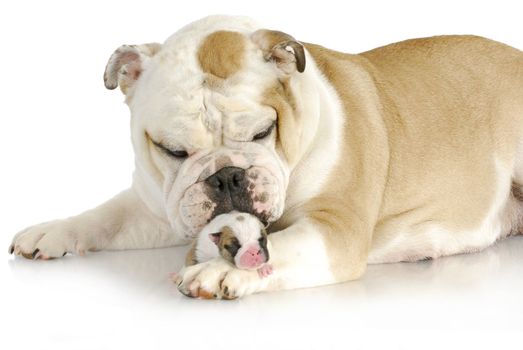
<box><xmin>252</xmin><ymin>122</ymin><xmax>276</xmax><ymax>141</ymax></box>
<box><xmin>152</xmin><ymin>141</ymin><xmax>189</xmax><ymax>159</ymax></box>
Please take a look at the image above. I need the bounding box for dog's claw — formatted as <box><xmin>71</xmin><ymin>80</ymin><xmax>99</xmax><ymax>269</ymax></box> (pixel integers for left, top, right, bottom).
<box><xmin>32</xmin><ymin>249</ymin><xmax>40</xmax><ymax>259</ymax></box>
<box><xmin>8</xmin><ymin>245</ymin><xmax>14</xmax><ymax>254</ymax></box>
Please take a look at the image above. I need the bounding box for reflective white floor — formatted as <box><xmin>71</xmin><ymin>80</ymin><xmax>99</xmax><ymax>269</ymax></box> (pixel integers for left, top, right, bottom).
<box><xmin>3</xmin><ymin>236</ymin><xmax>522</xmax><ymax>350</ymax></box>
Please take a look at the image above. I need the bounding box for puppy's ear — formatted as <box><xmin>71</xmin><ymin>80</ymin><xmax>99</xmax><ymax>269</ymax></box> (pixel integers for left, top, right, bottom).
<box><xmin>103</xmin><ymin>43</ymin><xmax>161</xmax><ymax>95</ymax></box>
<box><xmin>251</xmin><ymin>29</ymin><xmax>305</xmax><ymax>75</ymax></box>
<box><xmin>208</xmin><ymin>232</ymin><xmax>222</xmax><ymax>245</ymax></box>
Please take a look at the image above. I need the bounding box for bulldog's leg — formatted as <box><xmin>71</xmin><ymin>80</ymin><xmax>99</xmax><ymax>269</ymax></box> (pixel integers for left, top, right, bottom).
<box><xmin>176</xmin><ymin>215</ymin><xmax>369</xmax><ymax>299</ymax></box>
<box><xmin>9</xmin><ymin>189</ymin><xmax>177</xmax><ymax>259</ymax></box>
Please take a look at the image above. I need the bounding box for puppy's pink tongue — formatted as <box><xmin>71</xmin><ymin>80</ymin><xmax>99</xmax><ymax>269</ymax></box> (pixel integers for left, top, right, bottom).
<box><xmin>239</xmin><ymin>246</ymin><xmax>264</xmax><ymax>268</ymax></box>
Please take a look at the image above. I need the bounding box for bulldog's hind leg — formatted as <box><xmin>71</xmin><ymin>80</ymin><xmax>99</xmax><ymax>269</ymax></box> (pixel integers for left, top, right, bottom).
<box><xmin>9</xmin><ymin>189</ymin><xmax>179</xmax><ymax>259</ymax></box>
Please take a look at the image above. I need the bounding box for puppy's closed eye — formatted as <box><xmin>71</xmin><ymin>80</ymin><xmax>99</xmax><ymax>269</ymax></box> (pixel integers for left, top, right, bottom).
<box><xmin>224</xmin><ymin>239</ymin><xmax>241</xmax><ymax>257</ymax></box>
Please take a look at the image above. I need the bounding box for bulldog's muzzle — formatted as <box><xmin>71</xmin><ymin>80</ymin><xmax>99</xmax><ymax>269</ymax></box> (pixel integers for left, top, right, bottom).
<box><xmin>179</xmin><ymin>164</ymin><xmax>280</xmax><ymax>234</ymax></box>
<box><xmin>165</xmin><ymin>143</ymin><xmax>289</xmax><ymax>239</ymax></box>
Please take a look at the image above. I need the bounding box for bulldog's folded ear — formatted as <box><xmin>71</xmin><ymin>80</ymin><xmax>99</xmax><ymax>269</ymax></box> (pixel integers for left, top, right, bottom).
<box><xmin>103</xmin><ymin>43</ymin><xmax>162</xmax><ymax>94</ymax></box>
<box><xmin>251</xmin><ymin>29</ymin><xmax>306</xmax><ymax>74</ymax></box>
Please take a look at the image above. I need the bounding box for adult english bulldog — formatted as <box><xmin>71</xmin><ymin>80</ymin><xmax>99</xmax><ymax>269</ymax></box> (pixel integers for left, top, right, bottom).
<box><xmin>9</xmin><ymin>15</ymin><xmax>523</xmax><ymax>299</ymax></box>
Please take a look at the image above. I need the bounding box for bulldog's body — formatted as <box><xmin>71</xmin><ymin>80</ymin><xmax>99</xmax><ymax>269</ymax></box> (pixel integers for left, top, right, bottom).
<box><xmin>9</xmin><ymin>16</ymin><xmax>523</xmax><ymax>299</ymax></box>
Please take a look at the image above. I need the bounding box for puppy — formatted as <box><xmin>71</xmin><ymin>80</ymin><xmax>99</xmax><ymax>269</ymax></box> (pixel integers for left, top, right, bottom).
<box><xmin>185</xmin><ymin>212</ymin><xmax>273</xmax><ymax>278</ymax></box>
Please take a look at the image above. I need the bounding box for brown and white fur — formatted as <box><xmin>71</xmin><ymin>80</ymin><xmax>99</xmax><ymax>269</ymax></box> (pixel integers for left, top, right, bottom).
<box><xmin>8</xmin><ymin>15</ymin><xmax>523</xmax><ymax>299</ymax></box>
<box><xmin>183</xmin><ymin>212</ymin><xmax>272</xmax><ymax>286</ymax></box>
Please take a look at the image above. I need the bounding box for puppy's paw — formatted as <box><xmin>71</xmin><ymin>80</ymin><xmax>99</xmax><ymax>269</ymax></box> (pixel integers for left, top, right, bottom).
<box><xmin>257</xmin><ymin>264</ymin><xmax>273</xmax><ymax>278</ymax></box>
<box><xmin>9</xmin><ymin>220</ymin><xmax>92</xmax><ymax>260</ymax></box>
<box><xmin>174</xmin><ymin>258</ymin><xmax>268</xmax><ymax>300</ymax></box>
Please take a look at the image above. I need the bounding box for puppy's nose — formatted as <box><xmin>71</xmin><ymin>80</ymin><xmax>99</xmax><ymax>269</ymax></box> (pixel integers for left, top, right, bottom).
<box><xmin>205</xmin><ymin>166</ymin><xmax>246</xmax><ymax>195</ymax></box>
<box><xmin>238</xmin><ymin>246</ymin><xmax>266</xmax><ymax>269</ymax></box>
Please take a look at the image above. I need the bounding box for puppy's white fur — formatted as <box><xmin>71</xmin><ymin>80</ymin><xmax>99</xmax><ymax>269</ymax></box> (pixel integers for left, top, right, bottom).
<box><xmin>193</xmin><ymin>211</ymin><xmax>267</xmax><ymax>267</ymax></box>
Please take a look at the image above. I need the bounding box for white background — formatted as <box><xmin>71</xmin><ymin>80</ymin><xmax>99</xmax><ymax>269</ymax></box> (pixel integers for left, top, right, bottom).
<box><xmin>1</xmin><ymin>0</ymin><xmax>522</xmax><ymax>349</ymax></box>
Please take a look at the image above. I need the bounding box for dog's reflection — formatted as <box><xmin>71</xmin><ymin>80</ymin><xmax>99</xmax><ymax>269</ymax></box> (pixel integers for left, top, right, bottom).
<box><xmin>7</xmin><ymin>244</ymin><xmax>188</xmax><ymax>298</ymax></box>
<box><xmin>360</xmin><ymin>235</ymin><xmax>523</xmax><ymax>298</ymax></box>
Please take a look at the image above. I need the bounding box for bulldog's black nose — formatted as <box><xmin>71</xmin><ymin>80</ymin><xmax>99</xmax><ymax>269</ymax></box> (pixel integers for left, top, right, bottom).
<box><xmin>205</xmin><ymin>166</ymin><xmax>259</xmax><ymax>222</ymax></box>
<box><xmin>205</xmin><ymin>166</ymin><xmax>246</xmax><ymax>195</ymax></box>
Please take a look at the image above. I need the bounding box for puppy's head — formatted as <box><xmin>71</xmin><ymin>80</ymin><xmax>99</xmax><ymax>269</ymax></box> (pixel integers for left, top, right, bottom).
<box><xmin>204</xmin><ymin>212</ymin><xmax>269</xmax><ymax>270</ymax></box>
<box><xmin>104</xmin><ymin>16</ymin><xmax>311</xmax><ymax>238</ymax></box>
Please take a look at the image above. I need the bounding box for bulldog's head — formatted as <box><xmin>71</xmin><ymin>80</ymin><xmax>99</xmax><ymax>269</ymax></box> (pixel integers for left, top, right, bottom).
<box><xmin>103</xmin><ymin>16</ymin><xmax>311</xmax><ymax>239</ymax></box>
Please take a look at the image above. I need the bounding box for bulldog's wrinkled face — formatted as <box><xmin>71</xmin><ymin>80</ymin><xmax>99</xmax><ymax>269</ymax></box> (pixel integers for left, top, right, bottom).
<box><xmin>104</xmin><ymin>17</ymin><xmax>307</xmax><ymax>238</ymax></box>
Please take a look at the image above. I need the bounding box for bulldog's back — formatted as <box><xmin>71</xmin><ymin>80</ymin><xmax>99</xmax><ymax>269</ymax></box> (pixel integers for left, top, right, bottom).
<box><xmin>359</xmin><ymin>35</ymin><xmax>523</xmax><ymax>119</ymax></box>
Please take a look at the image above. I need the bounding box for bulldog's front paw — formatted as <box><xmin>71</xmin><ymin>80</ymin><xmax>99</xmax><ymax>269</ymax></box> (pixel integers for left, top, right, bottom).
<box><xmin>220</xmin><ymin>267</ymin><xmax>268</xmax><ymax>299</ymax></box>
<box><xmin>9</xmin><ymin>220</ymin><xmax>91</xmax><ymax>260</ymax></box>
<box><xmin>174</xmin><ymin>258</ymin><xmax>267</xmax><ymax>300</ymax></box>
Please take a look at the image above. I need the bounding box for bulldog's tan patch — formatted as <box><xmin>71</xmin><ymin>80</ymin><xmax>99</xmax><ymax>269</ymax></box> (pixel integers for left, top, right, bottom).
<box><xmin>357</xmin><ymin>36</ymin><xmax>523</xmax><ymax>233</ymax></box>
<box><xmin>197</xmin><ymin>31</ymin><xmax>246</xmax><ymax>79</ymax></box>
